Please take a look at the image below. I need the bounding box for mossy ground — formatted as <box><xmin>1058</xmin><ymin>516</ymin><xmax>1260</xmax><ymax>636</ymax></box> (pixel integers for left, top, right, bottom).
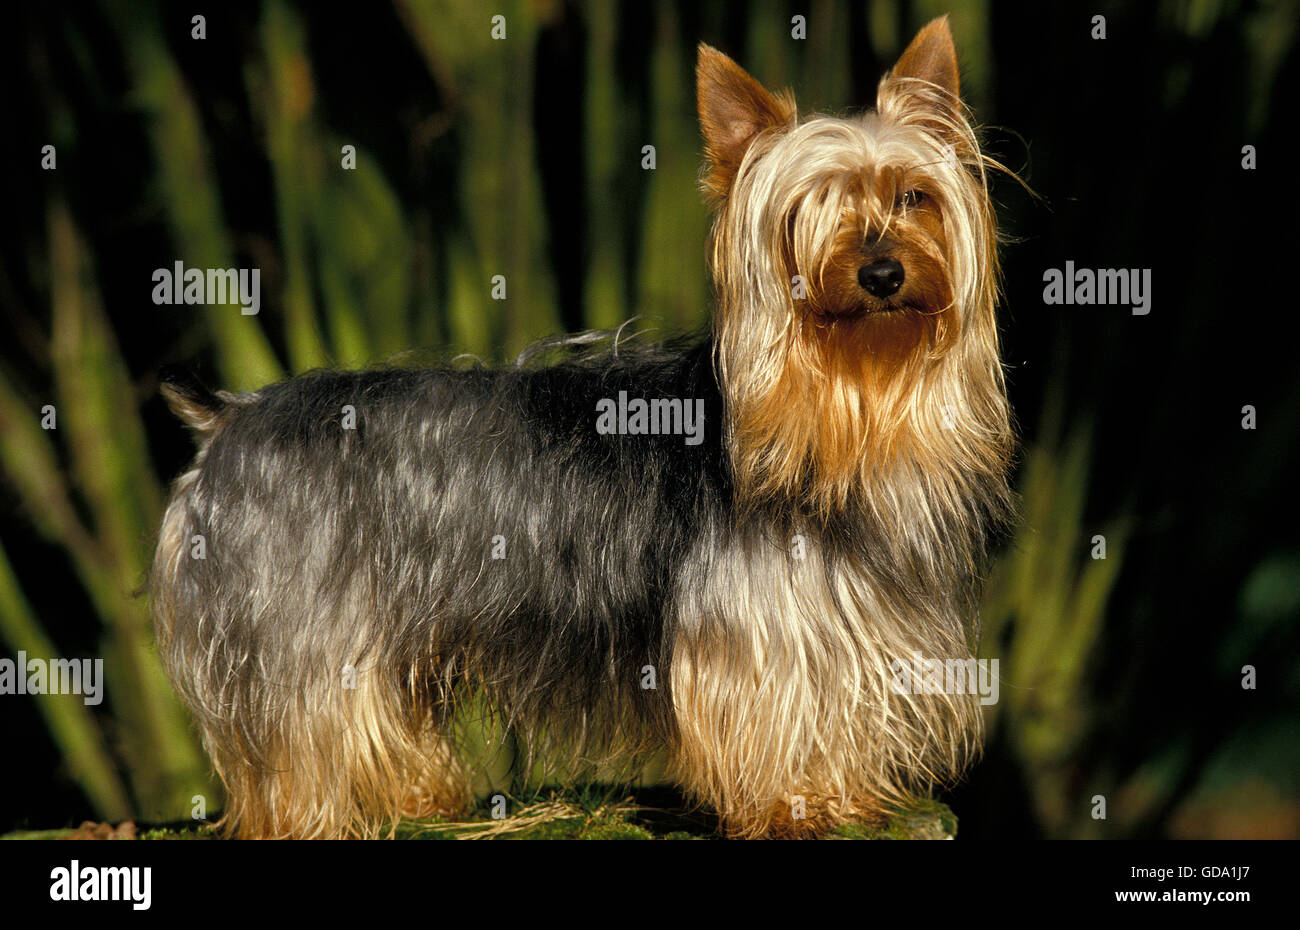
<box><xmin>2</xmin><ymin>789</ymin><xmax>956</xmax><ymax>840</ymax></box>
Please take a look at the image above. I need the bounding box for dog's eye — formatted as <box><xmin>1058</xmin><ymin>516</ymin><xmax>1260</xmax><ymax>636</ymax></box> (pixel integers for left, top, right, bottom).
<box><xmin>897</xmin><ymin>189</ymin><xmax>926</xmax><ymax>209</ymax></box>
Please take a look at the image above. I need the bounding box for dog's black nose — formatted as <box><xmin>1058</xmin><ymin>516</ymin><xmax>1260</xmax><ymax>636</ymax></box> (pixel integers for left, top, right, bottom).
<box><xmin>858</xmin><ymin>259</ymin><xmax>905</xmax><ymax>298</ymax></box>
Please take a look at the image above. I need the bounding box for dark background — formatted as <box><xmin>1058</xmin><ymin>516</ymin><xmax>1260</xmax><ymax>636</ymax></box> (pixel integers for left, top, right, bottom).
<box><xmin>0</xmin><ymin>0</ymin><xmax>1296</xmax><ymax>838</ymax></box>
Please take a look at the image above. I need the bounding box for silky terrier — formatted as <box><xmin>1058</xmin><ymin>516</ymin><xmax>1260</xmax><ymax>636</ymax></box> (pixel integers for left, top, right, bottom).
<box><xmin>151</xmin><ymin>16</ymin><xmax>1014</xmax><ymax>838</ymax></box>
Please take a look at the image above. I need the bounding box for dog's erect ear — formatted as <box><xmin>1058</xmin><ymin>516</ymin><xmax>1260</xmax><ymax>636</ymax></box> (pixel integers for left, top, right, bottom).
<box><xmin>697</xmin><ymin>44</ymin><xmax>796</xmax><ymax>203</ymax></box>
<box><xmin>885</xmin><ymin>16</ymin><xmax>960</xmax><ymax>100</ymax></box>
<box><xmin>877</xmin><ymin>17</ymin><xmax>971</xmax><ymax>152</ymax></box>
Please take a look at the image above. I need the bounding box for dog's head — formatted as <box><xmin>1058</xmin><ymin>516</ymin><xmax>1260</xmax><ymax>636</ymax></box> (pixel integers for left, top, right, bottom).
<box><xmin>698</xmin><ymin>18</ymin><xmax>1012</xmax><ymax>515</ymax></box>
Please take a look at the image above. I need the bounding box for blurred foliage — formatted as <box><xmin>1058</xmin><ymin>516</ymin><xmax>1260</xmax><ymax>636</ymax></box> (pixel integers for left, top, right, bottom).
<box><xmin>0</xmin><ymin>0</ymin><xmax>1296</xmax><ymax>837</ymax></box>
<box><xmin>980</xmin><ymin>388</ymin><xmax>1131</xmax><ymax>838</ymax></box>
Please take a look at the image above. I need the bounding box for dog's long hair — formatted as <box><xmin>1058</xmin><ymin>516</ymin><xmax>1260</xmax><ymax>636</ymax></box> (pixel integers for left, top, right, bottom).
<box><xmin>151</xmin><ymin>17</ymin><xmax>1014</xmax><ymax>838</ymax></box>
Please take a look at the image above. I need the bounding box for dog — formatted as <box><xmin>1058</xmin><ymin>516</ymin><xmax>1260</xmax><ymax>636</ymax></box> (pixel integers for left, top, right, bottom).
<box><xmin>151</xmin><ymin>15</ymin><xmax>1014</xmax><ymax>838</ymax></box>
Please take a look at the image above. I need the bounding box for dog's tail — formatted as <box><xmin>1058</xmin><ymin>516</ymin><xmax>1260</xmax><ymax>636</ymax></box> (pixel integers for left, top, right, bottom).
<box><xmin>158</xmin><ymin>365</ymin><xmax>232</xmax><ymax>438</ymax></box>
